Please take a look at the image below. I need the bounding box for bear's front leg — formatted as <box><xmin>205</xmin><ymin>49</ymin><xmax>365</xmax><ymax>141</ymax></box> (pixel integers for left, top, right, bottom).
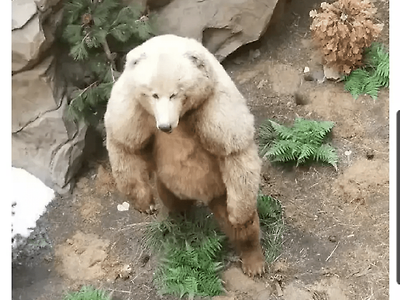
<box><xmin>209</xmin><ymin>195</ymin><xmax>265</xmax><ymax>277</ymax></box>
<box><xmin>218</xmin><ymin>143</ymin><xmax>265</xmax><ymax>276</ymax></box>
<box><xmin>107</xmin><ymin>138</ymin><xmax>156</xmax><ymax>214</ymax></box>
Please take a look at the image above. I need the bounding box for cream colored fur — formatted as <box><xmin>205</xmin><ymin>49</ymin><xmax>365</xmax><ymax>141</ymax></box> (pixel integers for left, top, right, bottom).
<box><xmin>104</xmin><ymin>34</ymin><xmax>264</xmax><ymax>275</ymax></box>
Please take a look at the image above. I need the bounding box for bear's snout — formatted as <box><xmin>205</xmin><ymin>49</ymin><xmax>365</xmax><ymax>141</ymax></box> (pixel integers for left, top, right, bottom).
<box><xmin>157</xmin><ymin>123</ymin><xmax>173</xmax><ymax>133</ymax></box>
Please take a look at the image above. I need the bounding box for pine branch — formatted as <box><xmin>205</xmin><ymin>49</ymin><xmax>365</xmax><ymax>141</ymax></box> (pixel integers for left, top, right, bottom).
<box><xmin>101</xmin><ymin>39</ymin><xmax>116</xmax><ymax>70</ymax></box>
<box><xmin>62</xmin><ymin>0</ymin><xmax>157</xmax><ymax>125</ymax></box>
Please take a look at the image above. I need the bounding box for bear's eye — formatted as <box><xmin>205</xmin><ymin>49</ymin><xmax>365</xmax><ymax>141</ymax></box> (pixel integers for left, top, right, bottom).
<box><xmin>170</xmin><ymin>93</ymin><xmax>177</xmax><ymax>99</ymax></box>
<box><xmin>152</xmin><ymin>93</ymin><xmax>159</xmax><ymax>99</ymax></box>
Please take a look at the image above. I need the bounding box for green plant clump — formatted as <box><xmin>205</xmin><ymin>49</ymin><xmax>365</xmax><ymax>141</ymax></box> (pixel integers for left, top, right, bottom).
<box><xmin>144</xmin><ymin>208</ymin><xmax>227</xmax><ymax>299</ymax></box>
<box><xmin>61</xmin><ymin>0</ymin><xmax>157</xmax><ymax>125</ymax></box>
<box><xmin>344</xmin><ymin>42</ymin><xmax>389</xmax><ymax>100</ymax></box>
<box><xmin>258</xmin><ymin>118</ymin><xmax>338</xmax><ymax>170</ymax></box>
<box><xmin>257</xmin><ymin>194</ymin><xmax>284</xmax><ymax>263</ymax></box>
<box><xmin>144</xmin><ymin>193</ymin><xmax>284</xmax><ymax>299</ymax></box>
<box><xmin>63</xmin><ymin>285</ymin><xmax>112</xmax><ymax>300</ymax></box>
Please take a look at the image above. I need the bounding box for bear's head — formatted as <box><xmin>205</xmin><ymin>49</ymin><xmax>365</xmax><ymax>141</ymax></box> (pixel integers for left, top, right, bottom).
<box><xmin>124</xmin><ymin>43</ymin><xmax>215</xmax><ymax>134</ymax></box>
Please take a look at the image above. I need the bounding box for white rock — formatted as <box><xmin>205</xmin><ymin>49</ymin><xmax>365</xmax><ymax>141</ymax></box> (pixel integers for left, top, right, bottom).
<box><xmin>117</xmin><ymin>202</ymin><xmax>130</xmax><ymax>211</ymax></box>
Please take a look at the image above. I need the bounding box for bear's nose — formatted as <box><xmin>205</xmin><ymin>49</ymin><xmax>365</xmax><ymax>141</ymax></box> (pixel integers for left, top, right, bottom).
<box><xmin>158</xmin><ymin>124</ymin><xmax>172</xmax><ymax>133</ymax></box>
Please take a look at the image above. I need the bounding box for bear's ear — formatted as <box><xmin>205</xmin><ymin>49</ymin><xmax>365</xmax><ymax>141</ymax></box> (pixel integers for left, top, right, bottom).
<box><xmin>186</xmin><ymin>52</ymin><xmax>209</xmax><ymax>76</ymax></box>
<box><xmin>125</xmin><ymin>51</ymin><xmax>146</xmax><ymax>69</ymax></box>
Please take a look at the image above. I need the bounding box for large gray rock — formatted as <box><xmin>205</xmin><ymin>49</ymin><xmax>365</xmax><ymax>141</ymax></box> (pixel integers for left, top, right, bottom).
<box><xmin>12</xmin><ymin>58</ymin><xmax>87</xmax><ymax>194</ymax></box>
<box><xmin>12</xmin><ymin>0</ymin><xmax>63</xmax><ymax>73</ymax></box>
<box><xmin>12</xmin><ymin>13</ymin><xmax>45</xmax><ymax>73</ymax></box>
<box><xmin>12</xmin><ymin>0</ymin><xmax>37</xmax><ymax>30</ymax></box>
<box><xmin>156</xmin><ymin>0</ymin><xmax>280</xmax><ymax>61</ymax></box>
<box><xmin>12</xmin><ymin>57</ymin><xmax>58</xmax><ymax>133</ymax></box>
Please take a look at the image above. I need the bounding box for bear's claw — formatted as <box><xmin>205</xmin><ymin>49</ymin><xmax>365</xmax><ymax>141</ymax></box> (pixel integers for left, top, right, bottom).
<box><xmin>145</xmin><ymin>204</ymin><xmax>157</xmax><ymax>214</ymax></box>
<box><xmin>242</xmin><ymin>263</ymin><xmax>266</xmax><ymax>277</ymax></box>
<box><xmin>131</xmin><ymin>198</ymin><xmax>157</xmax><ymax>215</ymax></box>
<box><xmin>241</xmin><ymin>249</ymin><xmax>266</xmax><ymax>277</ymax></box>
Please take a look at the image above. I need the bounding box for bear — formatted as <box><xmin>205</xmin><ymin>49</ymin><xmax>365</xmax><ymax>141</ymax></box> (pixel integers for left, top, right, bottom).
<box><xmin>104</xmin><ymin>34</ymin><xmax>265</xmax><ymax>276</ymax></box>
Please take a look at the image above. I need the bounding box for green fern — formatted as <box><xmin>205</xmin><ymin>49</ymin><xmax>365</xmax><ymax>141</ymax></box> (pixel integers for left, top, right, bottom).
<box><xmin>144</xmin><ymin>208</ymin><xmax>227</xmax><ymax>299</ymax></box>
<box><xmin>344</xmin><ymin>42</ymin><xmax>389</xmax><ymax>100</ymax></box>
<box><xmin>63</xmin><ymin>286</ymin><xmax>112</xmax><ymax>300</ymax></box>
<box><xmin>259</xmin><ymin>118</ymin><xmax>338</xmax><ymax>170</ymax></box>
<box><xmin>144</xmin><ymin>193</ymin><xmax>284</xmax><ymax>298</ymax></box>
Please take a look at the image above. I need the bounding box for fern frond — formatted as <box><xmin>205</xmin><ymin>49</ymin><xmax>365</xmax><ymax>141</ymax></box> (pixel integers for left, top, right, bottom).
<box><xmin>296</xmin><ymin>143</ymin><xmax>318</xmax><ymax>166</ymax></box>
<box><xmin>258</xmin><ymin>118</ymin><xmax>337</xmax><ymax>169</ymax></box>
<box><xmin>270</xmin><ymin>120</ymin><xmax>293</xmax><ymax>140</ymax></box>
<box><xmin>266</xmin><ymin>140</ymin><xmax>297</xmax><ymax>162</ymax></box>
<box><xmin>344</xmin><ymin>42</ymin><xmax>389</xmax><ymax>99</ymax></box>
<box><xmin>63</xmin><ymin>285</ymin><xmax>112</xmax><ymax>300</ymax></box>
<box><xmin>312</xmin><ymin>144</ymin><xmax>338</xmax><ymax>170</ymax></box>
<box><xmin>258</xmin><ymin>120</ymin><xmax>277</xmax><ymax>157</ymax></box>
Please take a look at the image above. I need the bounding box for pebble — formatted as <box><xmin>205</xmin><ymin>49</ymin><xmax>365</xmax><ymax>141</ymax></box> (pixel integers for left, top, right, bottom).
<box><xmin>328</xmin><ymin>235</ymin><xmax>337</xmax><ymax>243</ymax></box>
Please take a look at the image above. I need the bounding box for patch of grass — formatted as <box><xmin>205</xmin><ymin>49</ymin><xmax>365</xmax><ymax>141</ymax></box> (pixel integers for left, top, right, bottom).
<box><xmin>144</xmin><ymin>194</ymin><xmax>284</xmax><ymax>299</ymax></box>
<box><xmin>63</xmin><ymin>286</ymin><xmax>112</xmax><ymax>300</ymax></box>
<box><xmin>258</xmin><ymin>118</ymin><xmax>338</xmax><ymax>170</ymax></box>
<box><xmin>257</xmin><ymin>194</ymin><xmax>284</xmax><ymax>263</ymax></box>
<box><xmin>344</xmin><ymin>42</ymin><xmax>389</xmax><ymax>100</ymax></box>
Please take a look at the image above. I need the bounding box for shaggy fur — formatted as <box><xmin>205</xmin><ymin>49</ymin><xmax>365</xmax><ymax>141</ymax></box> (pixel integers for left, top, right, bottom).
<box><xmin>104</xmin><ymin>34</ymin><xmax>264</xmax><ymax>276</ymax></box>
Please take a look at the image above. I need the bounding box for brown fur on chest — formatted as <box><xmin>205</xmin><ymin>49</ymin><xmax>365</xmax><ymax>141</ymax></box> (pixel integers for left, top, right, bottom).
<box><xmin>153</xmin><ymin>118</ymin><xmax>226</xmax><ymax>203</ymax></box>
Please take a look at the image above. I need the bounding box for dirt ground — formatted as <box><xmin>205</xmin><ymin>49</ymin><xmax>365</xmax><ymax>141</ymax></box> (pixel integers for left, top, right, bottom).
<box><xmin>12</xmin><ymin>0</ymin><xmax>390</xmax><ymax>299</ymax></box>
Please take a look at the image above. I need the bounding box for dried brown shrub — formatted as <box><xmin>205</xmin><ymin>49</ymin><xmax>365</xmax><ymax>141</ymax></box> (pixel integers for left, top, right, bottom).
<box><xmin>310</xmin><ymin>0</ymin><xmax>384</xmax><ymax>74</ymax></box>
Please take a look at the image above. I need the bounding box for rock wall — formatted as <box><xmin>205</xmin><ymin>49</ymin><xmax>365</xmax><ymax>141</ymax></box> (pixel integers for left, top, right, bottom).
<box><xmin>12</xmin><ymin>0</ymin><xmax>87</xmax><ymax>194</ymax></box>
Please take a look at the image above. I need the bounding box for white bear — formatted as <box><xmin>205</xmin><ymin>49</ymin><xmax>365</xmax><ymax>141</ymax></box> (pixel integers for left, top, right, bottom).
<box><xmin>104</xmin><ymin>34</ymin><xmax>265</xmax><ymax>276</ymax></box>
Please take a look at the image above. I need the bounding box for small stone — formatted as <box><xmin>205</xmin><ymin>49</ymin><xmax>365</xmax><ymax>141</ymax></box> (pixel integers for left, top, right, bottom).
<box><xmin>140</xmin><ymin>254</ymin><xmax>150</xmax><ymax>267</ymax></box>
<box><xmin>344</xmin><ymin>150</ymin><xmax>352</xmax><ymax>156</ymax></box>
<box><xmin>257</xmin><ymin>79</ymin><xmax>268</xmax><ymax>89</ymax></box>
<box><xmin>43</xmin><ymin>254</ymin><xmax>53</xmax><ymax>262</ymax></box>
<box><xmin>119</xmin><ymin>264</ymin><xmax>132</xmax><ymax>280</ymax></box>
<box><xmin>328</xmin><ymin>235</ymin><xmax>337</xmax><ymax>243</ymax></box>
<box><xmin>366</xmin><ymin>149</ymin><xmax>374</xmax><ymax>160</ymax></box>
<box><xmin>117</xmin><ymin>202</ymin><xmax>130</xmax><ymax>211</ymax></box>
